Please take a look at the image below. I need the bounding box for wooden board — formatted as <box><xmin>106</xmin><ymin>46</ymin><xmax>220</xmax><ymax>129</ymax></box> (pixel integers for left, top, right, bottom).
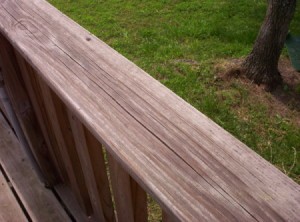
<box><xmin>0</xmin><ymin>112</ymin><xmax>71</xmax><ymax>222</ymax></box>
<box><xmin>0</xmin><ymin>34</ymin><xmax>59</xmax><ymax>186</ymax></box>
<box><xmin>0</xmin><ymin>0</ymin><xmax>299</xmax><ymax>221</ymax></box>
<box><xmin>14</xmin><ymin>50</ymin><xmax>67</xmax><ymax>183</ymax></box>
<box><xmin>68</xmin><ymin>111</ymin><xmax>115</xmax><ymax>222</ymax></box>
<box><xmin>0</xmin><ymin>71</ymin><xmax>8</xmax><ymax>118</ymax></box>
<box><xmin>162</xmin><ymin>211</ymin><xmax>174</xmax><ymax>222</ymax></box>
<box><xmin>0</xmin><ymin>170</ymin><xmax>27</xmax><ymax>222</ymax></box>
<box><xmin>0</xmin><ymin>84</ymin><xmax>10</xmax><ymax>123</ymax></box>
<box><xmin>37</xmin><ymin>83</ymin><xmax>92</xmax><ymax>215</ymax></box>
<box><xmin>54</xmin><ymin>184</ymin><xmax>95</xmax><ymax>222</ymax></box>
<box><xmin>108</xmin><ymin>154</ymin><xmax>147</xmax><ymax>222</ymax></box>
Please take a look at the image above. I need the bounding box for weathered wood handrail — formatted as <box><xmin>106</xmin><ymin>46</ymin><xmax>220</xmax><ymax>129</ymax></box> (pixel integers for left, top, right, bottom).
<box><xmin>0</xmin><ymin>0</ymin><xmax>299</xmax><ymax>221</ymax></box>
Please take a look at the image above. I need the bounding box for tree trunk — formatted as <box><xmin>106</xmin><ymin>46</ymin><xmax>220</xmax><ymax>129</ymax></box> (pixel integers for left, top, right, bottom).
<box><xmin>242</xmin><ymin>0</ymin><xmax>296</xmax><ymax>90</ymax></box>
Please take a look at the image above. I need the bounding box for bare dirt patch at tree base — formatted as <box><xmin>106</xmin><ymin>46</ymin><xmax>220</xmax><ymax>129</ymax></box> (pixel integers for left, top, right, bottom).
<box><xmin>214</xmin><ymin>57</ymin><xmax>300</xmax><ymax>127</ymax></box>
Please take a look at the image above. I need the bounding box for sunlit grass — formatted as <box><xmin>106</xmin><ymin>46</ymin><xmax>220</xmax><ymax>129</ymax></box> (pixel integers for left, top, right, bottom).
<box><xmin>49</xmin><ymin>0</ymin><xmax>300</xmax><ymax>185</ymax></box>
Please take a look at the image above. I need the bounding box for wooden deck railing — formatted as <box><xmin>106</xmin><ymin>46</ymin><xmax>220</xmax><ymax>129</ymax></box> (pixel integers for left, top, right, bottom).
<box><xmin>0</xmin><ymin>0</ymin><xmax>299</xmax><ymax>221</ymax></box>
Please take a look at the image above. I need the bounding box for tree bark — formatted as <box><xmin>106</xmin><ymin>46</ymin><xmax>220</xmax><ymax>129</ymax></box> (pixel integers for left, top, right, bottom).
<box><xmin>242</xmin><ymin>0</ymin><xmax>296</xmax><ymax>90</ymax></box>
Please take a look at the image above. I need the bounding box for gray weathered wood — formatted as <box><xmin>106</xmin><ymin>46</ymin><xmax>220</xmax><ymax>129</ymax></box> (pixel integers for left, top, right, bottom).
<box><xmin>14</xmin><ymin>51</ymin><xmax>67</xmax><ymax>182</ymax></box>
<box><xmin>0</xmin><ymin>0</ymin><xmax>299</xmax><ymax>221</ymax></box>
<box><xmin>0</xmin><ymin>33</ymin><xmax>58</xmax><ymax>186</ymax></box>
<box><xmin>0</xmin><ymin>70</ymin><xmax>9</xmax><ymax>119</ymax></box>
<box><xmin>68</xmin><ymin>111</ymin><xmax>115</xmax><ymax>222</ymax></box>
<box><xmin>0</xmin><ymin>170</ymin><xmax>27</xmax><ymax>222</ymax></box>
<box><xmin>108</xmin><ymin>154</ymin><xmax>135</xmax><ymax>222</ymax></box>
<box><xmin>130</xmin><ymin>177</ymin><xmax>148</xmax><ymax>222</ymax></box>
<box><xmin>0</xmin><ymin>112</ymin><xmax>71</xmax><ymax>222</ymax></box>
<box><xmin>162</xmin><ymin>211</ymin><xmax>173</xmax><ymax>222</ymax></box>
<box><xmin>108</xmin><ymin>154</ymin><xmax>147</xmax><ymax>222</ymax></box>
<box><xmin>37</xmin><ymin>78</ymin><xmax>92</xmax><ymax>215</ymax></box>
<box><xmin>54</xmin><ymin>184</ymin><xmax>95</xmax><ymax>222</ymax></box>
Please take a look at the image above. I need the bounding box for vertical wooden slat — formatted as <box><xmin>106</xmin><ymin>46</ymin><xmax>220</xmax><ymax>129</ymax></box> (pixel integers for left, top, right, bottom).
<box><xmin>14</xmin><ymin>50</ymin><xmax>67</xmax><ymax>182</ymax></box>
<box><xmin>0</xmin><ymin>101</ymin><xmax>6</xmax><ymax>119</ymax></box>
<box><xmin>0</xmin><ymin>70</ymin><xmax>8</xmax><ymax>118</ymax></box>
<box><xmin>86</xmin><ymin>132</ymin><xmax>116</xmax><ymax>222</ymax></box>
<box><xmin>162</xmin><ymin>211</ymin><xmax>174</xmax><ymax>222</ymax></box>
<box><xmin>108</xmin><ymin>155</ymin><xmax>134</xmax><ymax>222</ymax></box>
<box><xmin>130</xmin><ymin>178</ymin><xmax>148</xmax><ymax>222</ymax></box>
<box><xmin>68</xmin><ymin>111</ymin><xmax>115</xmax><ymax>222</ymax></box>
<box><xmin>0</xmin><ymin>72</ymin><xmax>12</xmax><ymax>125</ymax></box>
<box><xmin>108</xmin><ymin>155</ymin><xmax>147</xmax><ymax>222</ymax></box>
<box><xmin>37</xmin><ymin>77</ymin><xmax>92</xmax><ymax>215</ymax></box>
<box><xmin>54</xmin><ymin>184</ymin><xmax>93</xmax><ymax>222</ymax></box>
<box><xmin>0</xmin><ymin>34</ymin><xmax>58</xmax><ymax>186</ymax></box>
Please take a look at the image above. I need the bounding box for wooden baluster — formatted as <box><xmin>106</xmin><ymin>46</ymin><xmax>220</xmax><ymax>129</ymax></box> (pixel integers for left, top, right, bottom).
<box><xmin>37</xmin><ymin>78</ymin><xmax>92</xmax><ymax>215</ymax></box>
<box><xmin>0</xmin><ymin>33</ymin><xmax>59</xmax><ymax>186</ymax></box>
<box><xmin>108</xmin><ymin>155</ymin><xmax>147</xmax><ymax>222</ymax></box>
<box><xmin>68</xmin><ymin>111</ymin><xmax>115</xmax><ymax>221</ymax></box>
<box><xmin>0</xmin><ymin>69</ymin><xmax>9</xmax><ymax>118</ymax></box>
<box><xmin>14</xmin><ymin>51</ymin><xmax>67</xmax><ymax>182</ymax></box>
<box><xmin>162</xmin><ymin>210</ymin><xmax>175</xmax><ymax>222</ymax></box>
<box><xmin>130</xmin><ymin>177</ymin><xmax>148</xmax><ymax>222</ymax></box>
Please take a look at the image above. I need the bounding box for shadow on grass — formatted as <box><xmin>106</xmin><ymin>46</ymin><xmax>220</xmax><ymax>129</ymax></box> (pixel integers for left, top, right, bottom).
<box><xmin>272</xmin><ymin>59</ymin><xmax>300</xmax><ymax>112</ymax></box>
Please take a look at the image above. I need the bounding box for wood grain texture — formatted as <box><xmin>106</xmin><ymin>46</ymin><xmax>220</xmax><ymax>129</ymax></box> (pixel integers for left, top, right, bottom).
<box><xmin>68</xmin><ymin>111</ymin><xmax>115</xmax><ymax>222</ymax></box>
<box><xmin>0</xmin><ymin>170</ymin><xmax>27</xmax><ymax>222</ymax></box>
<box><xmin>0</xmin><ymin>72</ymin><xmax>11</xmax><ymax>125</ymax></box>
<box><xmin>37</xmin><ymin>79</ymin><xmax>92</xmax><ymax>215</ymax></box>
<box><xmin>108</xmin><ymin>154</ymin><xmax>135</xmax><ymax>222</ymax></box>
<box><xmin>0</xmin><ymin>33</ymin><xmax>58</xmax><ymax>186</ymax></box>
<box><xmin>0</xmin><ymin>112</ymin><xmax>71</xmax><ymax>222</ymax></box>
<box><xmin>108</xmin><ymin>154</ymin><xmax>148</xmax><ymax>222</ymax></box>
<box><xmin>85</xmin><ymin>132</ymin><xmax>116</xmax><ymax>222</ymax></box>
<box><xmin>54</xmin><ymin>184</ymin><xmax>95</xmax><ymax>222</ymax></box>
<box><xmin>0</xmin><ymin>0</ymin><xmax>299</xmax><ymax>221</ymax></box>
<box><xmin>130</xmin><ymin>177</ymin><xmax>148</xmax><ymax>222</ymax></box>
<box><xmin>0</xmin><ymin>71</ymin><xmax>9</xmax><ymax>119</ymax></box>
<box><xmin>14</xmin><ymin>51</ymin><xmax>67</xmax><ymax>182</ymax></box>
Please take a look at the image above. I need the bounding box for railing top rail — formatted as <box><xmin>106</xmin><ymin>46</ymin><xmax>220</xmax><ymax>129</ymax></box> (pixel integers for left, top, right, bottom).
<box><xmin>0</xmin><ymin>0</ymin><xmax>299</xmax><ymax>221</ymax></box>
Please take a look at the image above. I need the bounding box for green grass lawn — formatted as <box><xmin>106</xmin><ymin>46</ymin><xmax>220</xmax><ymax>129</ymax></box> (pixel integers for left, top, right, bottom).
<box><xmin>48</xmin><ymin>0</ymin><xmax>300</xmax><ymax>184</ymax></box>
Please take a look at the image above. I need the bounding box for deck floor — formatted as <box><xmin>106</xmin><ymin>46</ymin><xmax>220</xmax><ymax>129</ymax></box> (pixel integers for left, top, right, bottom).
<box><xmin>0</xmin><ymin>112</ymin><xmax>72</xmax><ymax>222</ymax></box>
<box><xmin>0</xmin><ymin>169</ymin><xmax>27</xmax><ymax>222</ymax></box>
